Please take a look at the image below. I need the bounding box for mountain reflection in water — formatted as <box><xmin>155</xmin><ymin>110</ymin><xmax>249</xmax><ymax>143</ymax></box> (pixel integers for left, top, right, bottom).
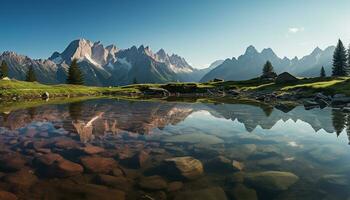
<box><xmin>0</xmin><ymin>98</ymin><xmax>350</xmax><ymax>200</ymax></box>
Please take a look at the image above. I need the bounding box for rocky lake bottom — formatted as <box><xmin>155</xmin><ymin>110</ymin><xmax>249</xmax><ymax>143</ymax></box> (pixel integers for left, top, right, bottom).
<box><xmin>0</xmin><ymin>98</ymin><xmax>350</xmax><ymax>200</ymax></box>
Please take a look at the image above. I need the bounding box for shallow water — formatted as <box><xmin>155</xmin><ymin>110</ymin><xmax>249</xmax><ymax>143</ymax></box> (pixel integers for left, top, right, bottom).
<box><xmin>0</xmin><ymin>98</ymin><xmax>350</xmax><ymax>200</ymax></box>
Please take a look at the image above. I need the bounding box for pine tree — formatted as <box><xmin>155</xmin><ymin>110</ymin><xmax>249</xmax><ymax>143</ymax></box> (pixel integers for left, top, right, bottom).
<box><xmin>263</xmin><ymin>61</ymin><xmax>274</xmax><ymax>75</ymax></box>
<box><xmin>347</xmin><ymin>44</ymin><xmax>350</xmax><ymax>74</ymax></box>
<box><xmin>133</xmin><ymin>77</ymin><xmax>138</xmax><ymax>84</ymax></box>
<box><xmin>25</xmin><ymin>65</ymin><xmax>36</xmax><ymax>82</ymax></box>
<box><xmin>261</xmin><ymin>60</ymin><xmax>276</xmax><ymax>79</ymax></box>
<box><xmin>332</xmin><ymin>109</ymin><xmax>346</xmax><ymax>136</ymax></box>
<box><xmin>0</xmin><ymin>61</ymin><xmax>9</xmax><ymax>79</ymax></box>
<box><xmin>66</xmin><ymin>59</ymin><xmax>84</xmax><ymax>85</ymax></box>
<box><xmin>332</xmin><ymin>39</ymin><xmax>348</xmax><ymax>76</ymax></box>
<box><xmin>320</xmin><ymin>66</ymin><xmax>326</xmax><ymax>77</ymax></box>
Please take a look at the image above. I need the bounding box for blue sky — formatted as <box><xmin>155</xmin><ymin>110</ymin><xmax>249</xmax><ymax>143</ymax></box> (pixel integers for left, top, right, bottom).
<box><xmin>1</xmin><ymin>0</ymin><xmax>350</xmax><ymax>68</ymax></box>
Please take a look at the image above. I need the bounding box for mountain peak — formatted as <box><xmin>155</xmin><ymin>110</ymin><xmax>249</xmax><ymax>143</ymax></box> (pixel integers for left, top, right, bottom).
<box><xmin>311</xmin><ymin>47</ymin><xmax>322</xmax><ymax>55</ymax></box>
<box><xmin>261</xmin><ymin>48</ymin><xmax>277</xmax><ymax>57</ymax></box>
<box><xmin>245</xmin><ymin>45</ymin><xmax>258</xmax><ymax>55</ymax></box>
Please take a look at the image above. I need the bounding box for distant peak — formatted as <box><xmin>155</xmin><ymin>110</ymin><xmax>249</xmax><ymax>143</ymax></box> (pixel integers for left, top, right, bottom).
<box><xmin>156</xmin><ymin>48</ymin><xmax>167</xmax><ymax>56</ymax></box>
<box><xmin>245</xmin><ymin>45</ymin><xmax>258</xmax><ymax>55</ymax></box>
<box><xmin>311</xmin><ymin>46</ymin><xmax>322</xmax><ymax>55</ymax></box>
<box><xmin>261</xmin><ymin>48</ymin><xmax>277</xmax><ymax>57</ymax></box>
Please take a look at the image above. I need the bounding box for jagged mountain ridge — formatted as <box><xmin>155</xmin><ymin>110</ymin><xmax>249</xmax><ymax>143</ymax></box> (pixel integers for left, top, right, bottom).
<box><xmin>0</xmin><ymin>39</ymin><xmax>200</xmax><ymax>86</ymax></box>
<box><xmin>201</xmin><ymin>45</ymin><xmax>335</xmax><ymax>82</ymax></box>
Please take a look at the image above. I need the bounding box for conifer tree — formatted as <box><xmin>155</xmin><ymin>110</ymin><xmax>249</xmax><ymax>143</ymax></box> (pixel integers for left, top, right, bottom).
<box><xmin>0</xmin><ymin>61</ymin><xmax>9</xmax><ymax>79</ymax></box>
<box><xmin>332</xmin><ymin>39</ymin><xmax>348</xmax><ymax>76</ymax></box>
<box><xmin>262</xmin><ymin>61</ymin><xmax>274</xmax><ymax>76</ymax></box>
<box><xmin>320</xmin><ymin>66</ymin><xmax>326</xmax><ymax>77</ymax></box>
<box><xmin>332</xmin><ymin>109</ymin><xmax>346</xmax><ymax>136</ymax></box>
<box><xmin>347</xmin><ymin>44</ymin><xmax>350</xmax><ymax>74</ymax></box>
<box><xmin>66</xmin><ymin>59</ymin><xmax>84</xmax><ymax>85</ymax></box>
<box><xmin>133</xmin><ymin>77</ymin><xmax>138</xmax><ymax>84</ymax></box>
<box><xmin>26</xmin><ymin>65</ymin><xmax>36</xmax><ymax>82</ymax></box>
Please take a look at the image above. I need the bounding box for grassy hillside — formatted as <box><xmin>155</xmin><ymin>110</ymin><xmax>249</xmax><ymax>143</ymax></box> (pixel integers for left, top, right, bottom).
<box><xmin>0</xmin><ymin>79</ymin><xmax>139</xmax><ymax>100</ymax></box>
<box><xmin>1</xmin><ymin>77</ymin><xmax>350</xmax><ymax>102</ymax></box>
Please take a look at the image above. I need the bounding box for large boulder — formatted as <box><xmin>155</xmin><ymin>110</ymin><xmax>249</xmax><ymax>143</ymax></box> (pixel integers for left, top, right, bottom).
<box><xmin>164</xmin><ymin>156</ymin><xmax>204</xmax><ymax>180</ymax></box>
<box><xmin>245</xmin><ymin>171</ymin><xmax>299</xmax><ymax>191</ymax></box>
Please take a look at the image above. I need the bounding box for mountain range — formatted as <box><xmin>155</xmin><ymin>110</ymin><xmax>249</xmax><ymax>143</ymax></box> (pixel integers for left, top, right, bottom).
<box><xmin>201</xmin><ymin>45</ymin><xmax>335</xmax><ymax>82</ymax></box>
<box><xmin>0</xmin><ymin>39</ymin><xmax>336</xmax><ymax>85</ymax></box>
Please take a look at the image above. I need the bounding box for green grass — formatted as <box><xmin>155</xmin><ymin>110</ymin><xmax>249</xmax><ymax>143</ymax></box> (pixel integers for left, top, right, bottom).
<box><xmin>0</xmin><ymin>79</ymin><xmax>140</xmax><ymax>100</ymax></box>
<box><xmin>2</xmin><ymin>76</ymin><xmax>350</xmax><ymax>102</ymax></box>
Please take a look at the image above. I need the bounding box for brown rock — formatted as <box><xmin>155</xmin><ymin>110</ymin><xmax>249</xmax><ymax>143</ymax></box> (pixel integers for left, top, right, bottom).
<box><xmin>127</xmin><ymin>150</ymin><xmax>149</xmax><ymax>168</ymax></box>
<box><xmin>4</xmin><ymin>169</ymin><xmax>38</xmax><ymax>189</ymax></box>
<box><xmin>0</xmin><ymin>191</ymin><xmax>18</xmax><ymax>200</ymax></box>
<box><xmin>81</xmin><ymin>156</ymin><xmax>118</xmax><ymax>174</ymax></box>
<box><xmin>167</xmin><ymin>181</ymin><xmax>183</xmax><ymax>192</ymax></box>
<box><xmin>111</xmin><ymin>168</ymin><xmax>125</xmax><ymax>177</ymax></box>
<box><xmin>229</xmin><ymin>184</ymin><xmax>257</xmax><ymax>200</ymax></box>
<box><xmin>0</xmin><ymin>153</ymin><xmax>27</xmax><ymax>172</ymax></box>
<box><xmin>96</xmin><ymin>174</ymin><xmax>134</xmax><ymax>191</ymax></box>
<box><xmin>164</xmin><ymin>156</ymin><xmax>203</xmax><ymax>180</ymax></box>
<box><xmin>139</xmin><ymin>175</ymin><xmax>168</xmax><ymax>190</ymax></box>
<box><xmin>54</xmin><ymin>139</ymin><xmax>79</xmax><ymax>149</ymax></box>
<box><xmin>34</xmin><ymin>153</ymin><xmax>63</xmax><ymax>166</ymax></box>
<box><xmin>82</xmin><ymin>145</ymin><xmax>105</xmax><ymax>155</ymax></box>
<box><xmin>54</xmin><ymin>159</ymin><xmax>84</xmax><ymax>177</ymax></box>
<box><xmin>232</xmin><ymin>160</ymin><xmax>244</xmax><ymax>171</ymax></box>
<box><xmin>174</xmin><ymin>186</ymin><xmax>227</xmax><ymax>200</ymax></box>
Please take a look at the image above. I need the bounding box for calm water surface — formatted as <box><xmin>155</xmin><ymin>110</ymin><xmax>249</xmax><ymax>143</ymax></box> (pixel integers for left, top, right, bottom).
<box><xmin>0</xmin><ymin>98</ymin><xmax>350</xmax><ymax>200</ymax></box>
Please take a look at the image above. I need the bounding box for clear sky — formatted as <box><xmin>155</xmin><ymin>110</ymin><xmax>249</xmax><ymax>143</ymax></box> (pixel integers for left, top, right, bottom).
<box><xmin>1</xmin><ymin>0</ymin><xmax>350</xmax><ymax>68</ymax></box>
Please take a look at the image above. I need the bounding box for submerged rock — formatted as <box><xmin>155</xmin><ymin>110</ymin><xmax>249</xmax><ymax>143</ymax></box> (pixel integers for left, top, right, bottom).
<box><xmin>228</xmin><ymin>184</ymin><xmax>257</xmax><ymax>200</ymax></box>
<box><xmin>174</xmin><ymin>186</ymin><xmax>228</xmax><ymax>200</ymax></box>
<box><xmin>95</xmin><ymin>174</ymin><xmax>133</xmax><ymax>191</ymax></box>
<box><xmin>4</xmin><ymin>169</ymin><xmax>38</xmax><ymax>189</ymax></box>
<box><xmin>0</xmin><ymin>153</ymin><xmax>27</xmax><ymax>172</ymax></box>
<box><xmin>0</xmin><ymin>191</ymin><xmax>18</xmax><ymax>200</ymax></box>
<box><xmin>206</xmin><ymin>156</ymin><xmax>244</xmax><ymax>172</ymax></box>
<box><xmin>81</xmin><ymin>156</ymin><xmax>118</xmax><ymax>174</ymax></box>
<box><xmin>167</xmin><ymin>181</ymin><xmax>183</xmax><ymax>192</ymax></box>
<box><xmin>81</xmin><ymin>145</ymin><xmax>105</xmax><ymax>155</ymax></box>
<box><xmin>164</xmin><ymin>156</ymin><xmax>203</xmax><ymax>180</ymax></box>
<box><xmin>245</xmin><ymin>171</ymin><xmax>299</xmax><ymax>191</ymax></box>
<box><xmin>319</xmin><ymin>174</ymin><xmax>349</xmax><ymax>192</ymax></box>
<box><xmin>53</xmin><ymin>159</ymin><xmax>84</xmax><ymax>177</ymax></box>
<box><xmin>139</xmin><ymin>175</ymin><xmax>168</xmax><ymax>190</ymax></box>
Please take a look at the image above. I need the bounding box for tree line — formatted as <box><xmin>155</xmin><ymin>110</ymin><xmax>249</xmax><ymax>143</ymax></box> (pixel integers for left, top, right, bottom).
<box><xmin>0</xmin><ymin>58</ymin><xmax>84</xmax><ymax>85</ymax></box>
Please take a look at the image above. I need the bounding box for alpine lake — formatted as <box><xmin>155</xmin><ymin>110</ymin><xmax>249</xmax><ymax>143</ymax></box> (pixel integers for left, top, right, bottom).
<box><xmin>0</xmin><ymin>97</ymin><xmax>350</xmax><ymax>200</ymax></box>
